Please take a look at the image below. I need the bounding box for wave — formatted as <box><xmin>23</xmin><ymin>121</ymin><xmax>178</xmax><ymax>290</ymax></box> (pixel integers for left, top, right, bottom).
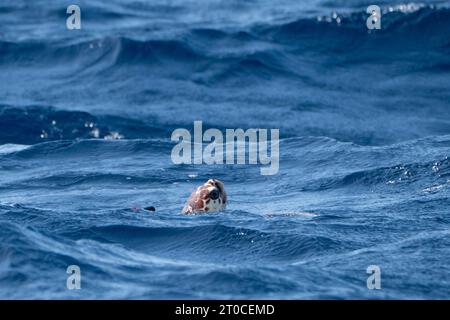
<box><xmin>259</xmin><ymin>5</ymin><xmax>450</xmax><ymax>41</ymax></box>
<box><xmin>1</xmin><ymin>6</ymin><xmax>449</xmax><ymax>70</ymax></box>
<box><xmin>0</xmin><ymin>105</ymin><xmax>172</xmax><ymax>144</ymax></box>
<box><xmin>1</xmin><ymin>134</ymin><xmax>449</xmax><ymax>200</ymax></box>
<box><xmin>0</xmin><ymin>144</ymin><xmax>30</xmax><ymax>155</ymax></box>
<box><xmin>306</xmin><ymin>157</ymin><xmax>450</xmax><ymax>190</ymax></box>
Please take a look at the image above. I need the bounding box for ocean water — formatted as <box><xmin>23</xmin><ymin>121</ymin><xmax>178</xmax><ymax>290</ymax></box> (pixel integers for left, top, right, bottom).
<box><xmin>0</xmin><ymin>0</ymin><xmax>449</xmax><ymax>299</ymax></box>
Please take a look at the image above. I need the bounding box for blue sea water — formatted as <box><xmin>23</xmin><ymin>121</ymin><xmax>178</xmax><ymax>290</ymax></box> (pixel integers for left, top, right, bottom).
<box><xmin>0</xmin><ymin>0</ymin><xmax>449</xmax><ymax>299</ymax></box>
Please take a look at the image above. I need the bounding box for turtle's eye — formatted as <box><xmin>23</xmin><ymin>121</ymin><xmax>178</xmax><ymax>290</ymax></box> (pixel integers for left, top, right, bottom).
<box><xmin>209</xmin><ymin>188</ymin><xmax>220</xmax><ymax>200</ymax></box>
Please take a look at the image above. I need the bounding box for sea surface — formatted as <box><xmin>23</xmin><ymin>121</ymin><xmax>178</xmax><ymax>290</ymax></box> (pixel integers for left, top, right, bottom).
<box><xmin>0</xmin><ymin>0</ymin><xmax>449</xmax><ymax>299</ymax></box>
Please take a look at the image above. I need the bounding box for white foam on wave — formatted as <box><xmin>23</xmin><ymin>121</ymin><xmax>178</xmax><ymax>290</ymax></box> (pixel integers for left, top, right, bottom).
<box><xmin>266</xmin><ymin>211</ymin><xmax>319</xmax><ymax>218</ymax></box>
<box><xmin>0</xmin><ymin>144</ymin><xmax>30</xmax><ymax>155</ymax></box>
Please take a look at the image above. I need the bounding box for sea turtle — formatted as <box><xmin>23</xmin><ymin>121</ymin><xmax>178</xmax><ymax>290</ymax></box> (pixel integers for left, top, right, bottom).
<box><xmin>182</xmin><ymin>179</ymin><xmax>227</xmax><ymax>214</ymax></box>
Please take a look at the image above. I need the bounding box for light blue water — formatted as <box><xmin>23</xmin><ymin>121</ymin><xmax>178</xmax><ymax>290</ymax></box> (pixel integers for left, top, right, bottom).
<box><xmin>0</xmin><ymin>0</ymin><xmax>449</xmax><ymax>299</ymax></box>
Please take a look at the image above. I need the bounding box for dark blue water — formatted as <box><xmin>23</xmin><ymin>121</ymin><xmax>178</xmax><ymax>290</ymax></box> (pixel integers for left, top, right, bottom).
<box><xmin>0</xmin><ymin>0</ymin><xmax>449</xmax><ymax>299</ymax></box>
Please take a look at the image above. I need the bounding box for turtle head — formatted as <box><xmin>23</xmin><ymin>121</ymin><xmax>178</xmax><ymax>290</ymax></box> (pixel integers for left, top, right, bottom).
<box><xmin>182</xmin><ymin>179</ymin><xmax>227</xmax><ymax>214</ymax></box>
